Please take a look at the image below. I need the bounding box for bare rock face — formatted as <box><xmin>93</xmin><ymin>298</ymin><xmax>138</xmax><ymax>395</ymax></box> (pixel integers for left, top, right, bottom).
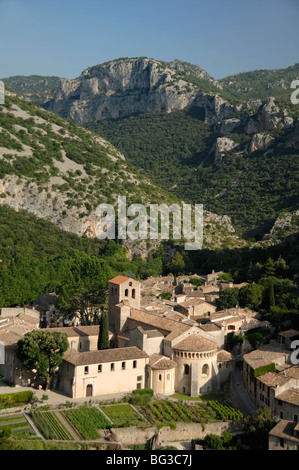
<box><xmin>47</xmin><ymin>58</ymin><xmax>243</xmax><ymax>126</ymax></box>
<box><xmin>219</xmin><ymin>118</ymin><xmax>241</xmax><ymax>135</ymax></box>
<box><xmin>284</xmin><ymin>123</ymin><xmax>299</xmax><ymax>149</ymax></box>
<box><xmin>248</xmin><ymin>133</ymin><xmax>275</xmax><ymax>153</ymax></box>
<box><xmin>212</xmin><ymin>137</ymin><xmax>237</xmax><ymax>164</ymax></box>
<box><xmin>245</xmin><ymin>97</ymin><xmax>294</xmax><ymax>134</ymax></box>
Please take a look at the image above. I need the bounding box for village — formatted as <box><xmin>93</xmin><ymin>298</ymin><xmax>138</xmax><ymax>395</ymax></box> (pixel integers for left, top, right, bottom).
<box><xmin>0</xmin><ymin>269</ymin><xmax>299</xmax><ymax>450</ymax></box>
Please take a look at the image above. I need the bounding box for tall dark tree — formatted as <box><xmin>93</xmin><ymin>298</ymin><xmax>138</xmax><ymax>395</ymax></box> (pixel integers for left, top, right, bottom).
<box><xmin>98</xmin><ymin>309</ymin><xmax>109</xmax><ymax>350</ymax></box>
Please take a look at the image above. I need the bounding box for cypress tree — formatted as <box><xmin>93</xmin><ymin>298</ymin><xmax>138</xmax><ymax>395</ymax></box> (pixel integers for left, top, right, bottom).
<box><xmin>98</xmin><ymin>310</ymin><xmax>109</xmax><ymax>350</ymax></box>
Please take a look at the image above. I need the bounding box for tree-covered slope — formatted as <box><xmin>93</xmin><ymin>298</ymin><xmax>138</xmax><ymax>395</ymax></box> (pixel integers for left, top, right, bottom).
<box><xmin>87</xmin><ymin>109</ymin><xmax>299</xmax><ymax>239</ymax></box>
<box><xmin>219</xmin><ymin>63</ymin><xmax>299</xmax><ymax>103</ymax></box>
<box><xmin>2</xmin><ymin>75</ymin><xmax>61</xmax><ymax>106</ymax></box>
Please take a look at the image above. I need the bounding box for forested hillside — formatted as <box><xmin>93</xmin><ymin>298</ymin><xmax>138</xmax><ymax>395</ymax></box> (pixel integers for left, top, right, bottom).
<box><xmin>88</xmin><ymin>109</ymin><xmax>299</xmax><ymax>239</ymax></box>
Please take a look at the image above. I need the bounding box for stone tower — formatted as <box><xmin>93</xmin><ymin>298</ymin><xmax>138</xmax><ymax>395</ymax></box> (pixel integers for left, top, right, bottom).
<box><xmin>108</xmin><ymin>275</ymin><xmax>140</xmax><ymax>334</ymax></box>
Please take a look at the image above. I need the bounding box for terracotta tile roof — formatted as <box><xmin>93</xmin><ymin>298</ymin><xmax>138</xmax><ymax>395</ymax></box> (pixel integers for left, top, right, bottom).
<box><xmin>136</xmin><ymin>327</ymin><xmax>164</xmax><ymax>338</ymax></box>
<box><xmin>173</xmin><ymin>334</ymin><xmax>218</xmax><ymax>352</ymax></box>
<box><xmin>109</xmin><ymin>275</ymin><xmax>132</xmax><ymax>285</ymax></box>
<box><xmin>279</xmin><ymin>329</ymin><xmax>299</xmax><ymax>338</ymax></box>
<box><xmin>50</xmin><ymin>325</ymin><xmax>100</xmax><ymax>337</ymax></box>
<box><xmin>129</xmin><ymin>308</ymin><xmax>192</xmax><ymax>341</ymax></box>
<box><xmin>217</xmin><ymin>349</ymin><xmax>235</xmax><ymax>362</ymax></box>
<box><xmin>243</xmin><ymin>345</ymin><xmax>290</xmax><ymax>369</ymax></box>
<box><xmin>269</xmin><ymin>420</ymin><xmax>299</xmax><ymax>442</ymax></box>
<box><xmin>257</xmin><ymin>372</ymin><xmax>291</xmax><ymax>388</ymax></box>
<box><xmin>179</xmin><ymin>298</ymin><xmax>214</xmax><ymax>308</ymax></box>
<box><xmin>148</xmin><ymin>354</ymin><xmax>177</xmax><ymax>370</ymax></box>
<box><xmin>281</xmin><ymin>365</ymin><xmax>299</xmax><ymax>380</ymax></box>
<box><xmin>275</xmin><ymin>388</ymin><xmax>299</xmax><ymax>406</ymax></box>
<box><xmin>199</xmin><ymin>323</ymin><xmax>221</xmax><ymax>332</ymax></box>
<box><xmin>63</xmin><ymin>346</ymin><xmax>148</xmax><ymax>366</ymax></box>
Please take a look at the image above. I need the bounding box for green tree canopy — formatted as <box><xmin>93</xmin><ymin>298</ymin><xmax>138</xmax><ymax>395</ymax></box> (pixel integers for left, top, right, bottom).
<box><xmin>17</xmin><ymin>330</ymin><xmax>69</xmax><ymax>389</ymax></box>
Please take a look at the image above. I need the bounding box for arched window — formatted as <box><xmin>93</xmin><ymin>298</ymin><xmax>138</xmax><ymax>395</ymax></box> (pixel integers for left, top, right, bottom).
<box><xmin>132</xmin><ymin>289</ymin><xmax>136</xmax><ymax>299</ymax></box>
<box><xmin>125</xmin><ymin>289</ymin><xmax>129</xmax><ymax>297</ymax></box>
<box><xmin>129</xmin><ymin>282</ymin><xmax>132</xmax><ymax>286</ymax></box>
<box><xmin>184</xmin><ymin>364</ymin><xmax>190</xmax><ymax>375</ymax></box>
<box><xmin>202</xmin><ymin>364</ymin><xmax>209</xmax><ymax>376</ymax></box>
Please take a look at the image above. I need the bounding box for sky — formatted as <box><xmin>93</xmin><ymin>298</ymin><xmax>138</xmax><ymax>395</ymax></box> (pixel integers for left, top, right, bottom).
<box><xmin>0</xmin><ymin>0</ymin><xmax>298</xmax><ymax>80</ymax></box>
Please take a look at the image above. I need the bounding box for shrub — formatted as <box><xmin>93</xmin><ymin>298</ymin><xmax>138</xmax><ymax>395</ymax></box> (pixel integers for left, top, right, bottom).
<box><xmin>130</xmin><ymin>388</ymin><xmax>154</xmax><ymax>406</ymax></box>
<box><xmin>0</xmin><ymin>391</ymin><xmax>34</xmax><ymax>409</ymax></box>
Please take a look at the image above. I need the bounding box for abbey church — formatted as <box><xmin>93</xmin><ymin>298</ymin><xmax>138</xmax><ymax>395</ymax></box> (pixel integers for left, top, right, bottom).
<box><xmin>0</xmin><ymin>275</ymin><xmax>236</xmax><ymax>399</ymax></box>
<box><xmin>56</xmin><ymin>275</ymin><xmax>235</xmax><ymax>398</ymax></box>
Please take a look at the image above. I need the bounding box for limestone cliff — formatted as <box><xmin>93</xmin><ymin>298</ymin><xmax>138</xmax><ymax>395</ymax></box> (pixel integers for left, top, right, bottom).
<box><xmin>46</xmin><ymin>58</ymin><xmax>241</xmax><ymax>126</ymax></box>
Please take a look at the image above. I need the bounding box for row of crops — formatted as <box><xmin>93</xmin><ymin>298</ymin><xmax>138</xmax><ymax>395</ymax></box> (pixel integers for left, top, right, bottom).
<box><xmin>137</xmin><ymin>400</ymin><xmax>219</xmax><ymax>425</ymax></box>
<box><xmin>0</xmin><ymin>413</ymin><xmax>36</xmax><ymax>439</ymax></box>
<box><xmin>101</xmin><ymin>404</ymin><xmax>146</xmax><ymax>428</ymax></box>
<box><xmin>27</xmin><ymin>399</ymin><xmax>243</xmax><ymax>441</ymax></box>
<box><xmin>207</xmin><ymin>400</ymin><xmax>244</xmax><ymax>421</ymax></box>
<box><xmin>63</xmin><ymin>407</ymin><xmax>110</xmax><ymax>440</ymax></box>
<box><xmin>30</xmin><ymin>411</ymin><xmax>73</xmax><ymax>440</ymax></box>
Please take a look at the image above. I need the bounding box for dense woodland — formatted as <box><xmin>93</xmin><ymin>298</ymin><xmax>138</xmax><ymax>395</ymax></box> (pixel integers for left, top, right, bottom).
<box><xmin>0</xmin><ymin>205</ymin><xmax>298</xmax><ymax>330</ymax></box>
<box><xmin>89</xmin><ymin>109</ymin><xmax>299</xmax><ymax>239</ymax></box>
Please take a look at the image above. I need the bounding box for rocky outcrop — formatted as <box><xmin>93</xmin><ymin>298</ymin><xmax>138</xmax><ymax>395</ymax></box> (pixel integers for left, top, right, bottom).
<box><xmin>248</xmin><ymin>133</ymin><xmax>275</xmax><ymax>153</ymax></box>
<box><xmin>47</xmin><ymin>58</ymin><xmax>243</xmax><ymax>126</ymax></box>
<box><xmin>211</xmin><ymin>137</ymin><xmax>238</xmax><ymax>164</ymax></box>
<box><xmin>284</xmin><ymin>122</ymin><xmax>299</xmax><ymax>149</ymax></box>
<box><xmin>244</xmin><ymin>97</ymin><xmax>294</xmax><ymax>134</ymax></box>
<box><xmin>219</xmin><ymin>118</ymin><xmax>241</xmax><ymax>135</ymax></box>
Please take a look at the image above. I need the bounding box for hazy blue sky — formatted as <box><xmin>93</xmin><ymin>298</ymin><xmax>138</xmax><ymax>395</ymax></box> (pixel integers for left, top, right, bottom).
<box><xmin>1</xmin><ymin>0</ymin><xmax>298</xmax><ymax>79</ymax></box>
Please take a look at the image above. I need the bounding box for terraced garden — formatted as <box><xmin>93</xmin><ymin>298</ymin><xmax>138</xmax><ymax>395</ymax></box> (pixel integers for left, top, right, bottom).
<box><xmin>0</xmin><ymin>397</ymin><xmax>244</xmax><ymax>445</ymax></box>
<box><xmin>30</xmin><ymin>410</ymin><xmax>73</xmax><ymax>440</ymax></box>
<box><xmin>135</xmin><ymin>399</ymin><xmax>243</xmax><ymax>425</ymax></box>
<box><xmin>100</xmin><ymin>404</ymin><xmax>146</xmax><ymax>428</ymax></box>
<box><xmin>63</xmin><ymin>407</ymin><xmax>110</xmax><ymax>440</ymax></box>
<box><xmin>136</xmin><ymin>400</ymin><xmax>219</xmax><ymax>425</ymax></box>
<box><xmin>0</xmin><ymin>413</ymin><xmax>36</xmax><ymax>439</ymax></box>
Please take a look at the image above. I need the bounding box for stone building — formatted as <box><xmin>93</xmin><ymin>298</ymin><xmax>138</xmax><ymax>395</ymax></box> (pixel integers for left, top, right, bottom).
<box><xmin>269</xmin><ymin>420</ymin><xmax>299</xmax><ymax>450</ymax></box>
<box><xmin>58</xmin><ymin>347</ymin><xmax>149</xmax><ymax>398</ymax></box>
<box><xmin>1</xmin><ymin>275</ymin><xmax>236</xmax><ymax>399</ymax></box>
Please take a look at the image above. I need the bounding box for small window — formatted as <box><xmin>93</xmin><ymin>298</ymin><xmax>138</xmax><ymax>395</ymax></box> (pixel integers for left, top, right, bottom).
<box><xmin>129</xmin><ymin>282</ymin><xmax>132</xmax><ymax>286</ymax></box>
<box><xmin>84</xmin><ymin>366</ymin><xmax>89</xmax><ymax>374</ymax></box>
<box><xmin>98</xmin><ymin>365</ymin><xmax>102</xmax><ymax>373</ymax></box>
<box><xmin>132</xmin><ymin>289</ymin><xmax>136</xmax><ymax>299</ymax></box>
<box><xmin>184</xmin><ymin>364</ymin><xmax>190</xmax><ymax>375</ymax></box>
<box><xmin>111</xmin><ymin>363</ymin><xmax>115</xmax><ymax>371</ymax></box>
<box><xmin>133</xmin><ymin>360</ymin><xmax>137</xmax><ymax>368</ymax></box>
<box><xmin>137</xmin><ymin>375</ymin><xmax>143</xmax><ymax>381</ymax></box>
<box><xmin>125</xmin><ymin>289</ymin><xmax>129</xmax><ymax>297</ymax></box>
<box><xmin>122</xmin><ymin>362</ymin><xmax>126</xmax><ymax>370</ymax></box>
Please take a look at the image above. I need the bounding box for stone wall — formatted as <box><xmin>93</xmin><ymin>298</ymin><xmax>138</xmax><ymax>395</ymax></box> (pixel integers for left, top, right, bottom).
<box><xmin>113</xmin><ymin>421</ymin><xmax>246</xmax><ymax>447</ymax></box>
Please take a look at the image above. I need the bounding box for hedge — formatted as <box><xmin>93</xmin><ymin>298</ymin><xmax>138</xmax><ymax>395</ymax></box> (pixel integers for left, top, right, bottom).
<box><xmin>0</xmin><ymin>391</ymin><xmax>34</xmax><ymax>409</ymax></box>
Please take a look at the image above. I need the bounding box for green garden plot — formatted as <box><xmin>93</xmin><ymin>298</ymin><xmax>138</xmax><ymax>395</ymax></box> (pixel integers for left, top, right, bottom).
<box><xmin>30</xmin><ymin>411</ymin><xmax>73</xmax><ymax>440</ymax></box>
<box><xmin>100</xmin><ymin>404</ymin><xmax>146</xmax><ymax>428</ymax></box>
<box><xmin>63</xmin><ymin>407</ymin><xmax>110</xmax><ymax>440</ymax></box>
<box><xmin>207</xmin><ymin>400</ymin><xmax>244</xmax><ymax>421</ymax></box>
